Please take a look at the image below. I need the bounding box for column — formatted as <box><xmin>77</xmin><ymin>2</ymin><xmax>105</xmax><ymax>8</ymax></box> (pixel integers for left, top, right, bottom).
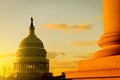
<box><xmin>24</xmin><ymin>63</ymin><xmax>26</xmax><ymax>70</ymax></box>
<box><xmin>23</xmin><ymin>63</ymin><xmax>25</xmax><ymax>70</ymax></box>
<box><xmin>21</xmin><ymin>63</ymin><xmax>23</xmax><ymax>70</ymax></box>
<box><xmin>18</xmin><ymin>63</ymin><xmax>19</xmax><ymax>71</ymax></box>
<box><xmin>47</xmin><ymin>63</ymin><xmax>49</xmax><ymax>72</ymax></box>
<box><xmin>94</xmin><ymin>0</ymin><xmax>120</xmax><ymax>58</ymax></box>
<box><xmin>35</xmin><ymin>62</ymin><xmax>36</xmax><ymax>70</ymax></box>
<box><xmin>19</xmin><ymin>63</ymin><xmax>21</xmax><ymax>71</ymax></box>
<box><xmin>16</xmin><ymin>63</ymin><xmax>18</xmax><ymax>71</ymax></box>
<box><xmin>37</xmin><ymin>62</ymin><xmax>39</xmax><ymax>70</ymax></box>
<box><xmin>14</xmin><ymin>63</ymin><xmax>16</xmax><ymax>70</ymax></box>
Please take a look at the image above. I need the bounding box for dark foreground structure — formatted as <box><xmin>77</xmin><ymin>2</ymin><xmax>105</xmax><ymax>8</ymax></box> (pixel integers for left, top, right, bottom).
<box><xmin>6</xmin><ymin>72</ymin><xmax>71</xmax><ymax>80</ymax></box>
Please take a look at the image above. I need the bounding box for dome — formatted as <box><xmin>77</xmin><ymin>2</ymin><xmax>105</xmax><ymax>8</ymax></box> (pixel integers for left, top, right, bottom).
<box><xmin>19</xmin><ymin>17</ymin><xmax>44</xmax><ymax>48</ymax></box>
<box><xmin>19</xmin><ymin>35</ymin><xmax>44</xmax><ymax>48</ymax></box>
<box><xmin>14</xmin><ymin>18</ymin><xmax>49</xmax><ymax>76</ymax></box>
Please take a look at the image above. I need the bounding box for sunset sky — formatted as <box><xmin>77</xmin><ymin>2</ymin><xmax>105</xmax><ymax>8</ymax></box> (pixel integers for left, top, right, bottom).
<box><xmin>0</xmin><ymin>0</ymin><xmax>103</xmax><ymax>76</ymax></box>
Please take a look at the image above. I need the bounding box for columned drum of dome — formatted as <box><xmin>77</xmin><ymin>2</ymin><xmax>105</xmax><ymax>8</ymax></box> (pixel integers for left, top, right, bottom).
<box><xmin>14</xmin><ymin>18</ymin><xmax>49</xmax><ymax>78</ymax></box>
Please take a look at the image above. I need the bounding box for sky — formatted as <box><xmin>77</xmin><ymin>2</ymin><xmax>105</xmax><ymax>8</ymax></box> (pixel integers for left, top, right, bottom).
<box><xmin>0</xmin><ymin>0</ymin><xmax>103</xmax><ymax>77</ymax></box>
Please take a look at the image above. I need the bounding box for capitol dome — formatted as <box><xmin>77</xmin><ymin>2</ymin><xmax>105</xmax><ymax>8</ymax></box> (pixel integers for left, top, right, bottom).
<box><xmin>19</xmin><ymin>35</ymin><xmax>44</xmax><ymax>48</ymax></box>
<box><xmin>19</xmin><ymin>18</ymin><xmax>44</xmax><ymax>48</ymax></box>
<box><xmin>14</xmin><ymin>18</ymin><xmax>49</xmax><ymax>78</ymax></box>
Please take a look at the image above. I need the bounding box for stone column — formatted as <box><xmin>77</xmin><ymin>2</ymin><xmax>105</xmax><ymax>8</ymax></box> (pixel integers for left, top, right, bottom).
<box><xmin>94</xmin><ymin>0</ymin><xmax>120</xmax><ymax>58</ymax></box>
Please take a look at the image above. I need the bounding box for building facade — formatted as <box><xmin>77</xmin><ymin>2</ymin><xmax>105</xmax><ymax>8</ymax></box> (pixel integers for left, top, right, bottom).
<box><xmin>14</xmin><ymin>18</ymin><xmax>49</xmax><ymax>79</ymax></box>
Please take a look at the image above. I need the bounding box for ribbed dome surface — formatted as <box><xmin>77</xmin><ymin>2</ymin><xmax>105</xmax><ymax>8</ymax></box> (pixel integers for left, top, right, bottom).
<box><xmin>19</xmin><ymin>35</ymin><xmax>44</xmax><ymax>48</ymax></box>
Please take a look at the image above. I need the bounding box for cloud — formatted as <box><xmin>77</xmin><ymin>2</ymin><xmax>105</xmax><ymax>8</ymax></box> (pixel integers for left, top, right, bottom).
<box><xmin>47</xmin><ymin>51</ymin><xmax>58</xmax><ymax>59</ymax></box>
<box><xmin>73</xmin><ymin>40</ymin><xmax>97</xmax><ymax>46</ymax></box>
<box><xmin>96</xmin><ymin>16</ymin><xmax>103</xmax><ymax>20</ymax></box>
<box><xmin>75</xmin><ymin>55</ymin><xmax>90</xmax><ymax>59</ymax></box>
<box><xmin>59</xmin><ymin>52</ymin><xmax>66</xmax><ymax>56</ymax></box>
<box><xmin>44</xmin><ymin>24</ymin><xmax>72</xmax><ymax>31</ymax></box>
<box><xmin>74</xmin><ymin>24</ymin><xmax>92</xmax><ymax>31</ymax></box>
<box><xmin>44</xmin><ymin>23</ymin><xmax>92</xmax><ymax>33</ymax></box>
<box><xmin>49</xmin><ymin>53</ymin><xmax>93</xmax><ymax>75</ymax></box>
<box><xmin>47</xmin><ymin>51</ymin><xmax>66</xmax><ymax>59</ymax></box>
<box><xmin>74</xmin><ymin>53</ymin><xmax>92</xmax><ymax>60</ymax></box>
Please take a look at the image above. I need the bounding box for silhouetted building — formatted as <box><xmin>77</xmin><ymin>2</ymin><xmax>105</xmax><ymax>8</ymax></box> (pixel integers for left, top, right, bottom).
<box><xmin>14</xmin><ymin>18</ymin><xmax>49</xmax><ymax>79</ymax></box>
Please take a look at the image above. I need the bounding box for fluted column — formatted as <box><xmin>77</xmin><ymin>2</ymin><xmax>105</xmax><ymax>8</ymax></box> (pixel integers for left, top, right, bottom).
<box><xmin>94</xmin><ymin>0</ymin><xmax>120</xmax><ymax>58</ymax></box>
